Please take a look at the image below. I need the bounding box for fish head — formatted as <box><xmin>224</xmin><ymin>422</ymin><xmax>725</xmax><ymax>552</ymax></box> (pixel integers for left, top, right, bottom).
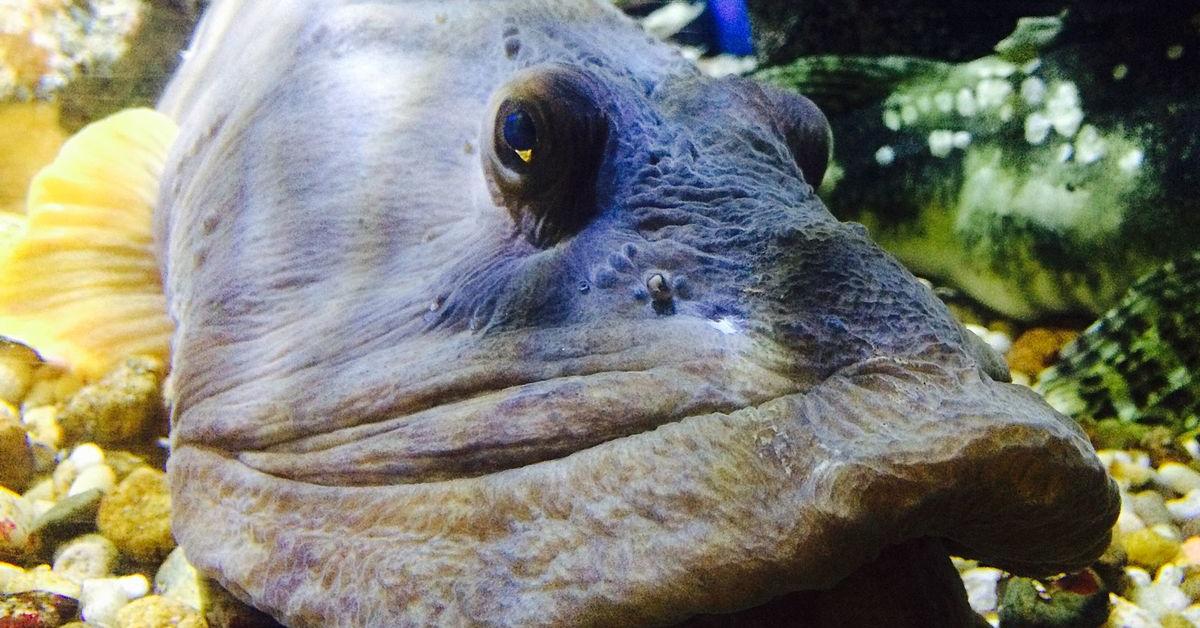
<box><xmin>157</xmin><ymin>2</ymin><xmax>1117</xmax><ymax>624</ymax></box>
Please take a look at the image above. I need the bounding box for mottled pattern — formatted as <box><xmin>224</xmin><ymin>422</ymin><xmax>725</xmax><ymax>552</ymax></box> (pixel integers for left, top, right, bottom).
<box><xmin>156</xmin><ymin>1</ymin><xmax>1117</xmax><ymax>625</ymax></box>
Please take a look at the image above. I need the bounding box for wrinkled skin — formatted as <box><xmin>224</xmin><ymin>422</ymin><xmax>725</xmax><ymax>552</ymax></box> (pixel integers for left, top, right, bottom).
<box><xmin>157</xmin><ymin>1</ymin><xmax>1118</xmax><ymax>625</ymax></box>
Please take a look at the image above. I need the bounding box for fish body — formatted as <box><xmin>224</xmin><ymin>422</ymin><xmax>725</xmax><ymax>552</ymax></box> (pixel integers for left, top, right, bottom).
<box><xmin>0</xmin><ymin>1</ymin><xmax>1118</xmax><ymax>625</ymax></box>
<box><xmin>758</xmin><ymin>11</ymin><xmax>1200</xmax><ymax>320</ymax></box>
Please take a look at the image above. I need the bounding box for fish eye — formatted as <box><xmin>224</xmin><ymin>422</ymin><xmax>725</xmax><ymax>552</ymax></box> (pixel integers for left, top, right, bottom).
<box><xmin>502</xmin><ymin>107</ymin><xmax>537</xmax><ymax>163</ymax></box>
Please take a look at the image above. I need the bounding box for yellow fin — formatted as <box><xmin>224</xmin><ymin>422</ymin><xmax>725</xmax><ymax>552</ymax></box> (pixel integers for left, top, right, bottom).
<box><xmin>0</xmin><ymin>108</ymin><xmax>178</xmax><ymax>381</ymax></box>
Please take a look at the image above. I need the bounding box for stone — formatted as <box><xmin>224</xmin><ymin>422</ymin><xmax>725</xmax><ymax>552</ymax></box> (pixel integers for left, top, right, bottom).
<box><xmin>1159</xmin><ymin>463</ymin><xmax>1200</xmax><ymax>496</ymax></box>
<box><xmin>57</xmin><ymin>356</ymin><xmax>165</xmax><ymax>447</ymax></box>
<box><xmin>20</xmin><ymin>405</ymin><xmax>60</xmax><ymax>473</ymax></box>
<box><xmin>1006</xmin><ymin>327</ymin><xmax>1079</xmax><ymax>379</ymax></box>
<box><xmin>22</xmin><ymin>365</ymin><xmax>82</xmax><ymax>410</ymax></box>
<box><xmin>114</xmin><ymin>594</ymin><xmax>207</xmax><ymax>628</ymax></box>
<box><xmin>67</xmin><ymin>464</ymin><xmax>116</xmax><ymax>498</ymax></box>
<box><xmin>0</xmin><ymin>488</ymin><xmax>39</xmax><ymax>562</ymax></box>
<box><xmin>1167</xmin><ymin>490</ymin><xmax>1200</xmax><ymax>522</ymax></box>
<box><xmin>1106</xmin><ymin>595</ymin><xmax>1160</xmax><ymax>627</ymax></box>
<box><xmin>154</xmin><ymin>548</ymin><xmax>201</xmax><ymax>611</ymax></box>
<box><xmin>1132</xmin><ymin>565</ymin><xmax>1190</xmax><ymax>617</ymax></box>
<box><xmin>32</xmin><ymin>489</ymin><xmax>102</xmax><ymax>549</ymax></box>
<box><xmin>1123</xmin><ymin>528</ymin><xmax>1183</xmax><ymax>571</ymax></box>
<box><xmin>0</xmin><ymin>590</ymin><xmax>80</xmax><ymax>627</ymax></box>
<box><xmin>6</xmin><ymin>564</ymin><xmax>81</xmax><ymax>599</ymax></box>
<box><xmin>96</xmin><ymin>467</ymin><xmax>173</xmax><ymax>563</ymax></box>
<box><xmin>1133</xmin><ymin>490</ymin><xmax>1174</xmax><ymax>527</ymax></box>
<box><xmin>961</xmin><ymin>566</ymin><xmax>1004</xmax><ymax>614</ymax></box>
<box><xmin>0</xmin><ymin>343</ymin><xmax>38</xmax><ymax>406</ymax></box>
<box><xmin>79</xmin><ymin>574</ymin><xmax>149</xmax><ymax>627</ymax></box>
<box><xmin>0</xmin><ymin>408</ymin><xmax>34</xmax><ymax>493</ymax></box>
<box><xmin>53</xmin><ymin>534</ymin><xmax>118</xmax><ymax>584</ymax></box>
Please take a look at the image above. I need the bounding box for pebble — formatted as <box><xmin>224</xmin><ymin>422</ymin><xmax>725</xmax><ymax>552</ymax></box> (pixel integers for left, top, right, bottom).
<box><xmin>155</xmin><ymin>548</ymin><xmax>202</xmax><ymax>611</ymax></box>
<box><xmin>6</xmin><ymin>564</ymin><xmax>81</xmax><ymax>599</ymax></box>
<box><xmin>1134</xmin><ymin>491</ymin><xmax>1175</xmax><ymax>527</ymax></box>
<box><xmin>1158</xmin><ymin>463</ymin><xmax>1200</xmax><ymax>496</ymax></box>
<box><xmin>0</xmin><ymin>488</ymin><xmax>39</xmax><ymax>562</ymax></box>
<box><xmin>67</xmin><ymin>463</ymin><xmax>116</xmax><ymax>497</ymax></box>
<box><xmin>1131</xmin><ymin>565</ymin><xmax>1191</xmax><ymax>617</ymax></box>
<box><xmin>0</xmin><ymin>407</ymin><xmax>33</xmax><ymax>492</ymax></box>
<box><xmin>57</xmin><ymin>356</ymin><xmax>165</xmax><ymax>446</ymax></box>
<box><xmin>114</xmin><ymin>594</ymin><xmax>206</xmax><ymax>628</ymax></box>
<box><xmin>20</xmin><ymin>405</ymin><xmax>61</xmax><ymax>472</ymax></box>
<box><xmin>53</xmin><ymin>534</ymin><xmax>118</xmax><ymax>584</ymax></box>
<box><xmin>1124</xmin><ymin>528</ymin><xmax>1183</xmax><ymax>570</ymax></box>
<box><xmin>961</xmin><ymin>566</ymin><xmax>1004</xmax><ymax>614</ymax></box>
<box><xmin>32</xmin><ymin>488</ymin><xmax>102</xmax><ymax>549</ymax></box>
<box><xmin>0</xmin><ymin>589</ymin><xmax>79</xmax><ymax>627</ymax></box>
<box><xmin>80</xmin><ymin>574</ymin><xmax>149</xmax><ymax>627</ymax></box>
<box><xmin>22</xmin><ymin>364</ymin><xmax>82</xmax><ymax>410</ymax></box>
<box><xmin>96</xmin><ymin>467</ymin><xmax>174</xmax><ymax>563</ymax></box>
<box><xmin>1108</xmin><ymin>593</ymin><xmax>1165</xmax><ymax>627</ymax></box>
<box><xmin>1167</xmin><ymin>491</ymin><xmax>1200</xmax><ymax>522</ymax></box>
<box><xmin>0</xmin><ymin>342</ymin><xmax>38</xmax><ymax>406</ymax></box>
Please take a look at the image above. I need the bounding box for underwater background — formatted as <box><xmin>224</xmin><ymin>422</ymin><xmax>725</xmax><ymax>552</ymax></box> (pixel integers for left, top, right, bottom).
<box><xmin>0</xmin><ymin>1</ymin><xmax>1196</xmax><ymax>626</ymax></box>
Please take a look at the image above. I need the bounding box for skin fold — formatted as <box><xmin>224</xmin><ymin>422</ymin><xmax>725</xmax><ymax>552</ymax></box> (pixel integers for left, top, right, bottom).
<box><xmin>156</xmin><ymin>1</ymin><xmax>1118</xmax><ymax>625</ymax></box>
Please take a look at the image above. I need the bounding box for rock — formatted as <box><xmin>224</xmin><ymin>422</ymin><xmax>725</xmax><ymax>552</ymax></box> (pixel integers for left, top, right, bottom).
<box><xmin>1182</xmin><ymin>517</ymin><xmax>1200</xmax><ymax>539</ymax></box>
<box><xmin>154</xmin><ymin>548</ymin><xmax>201</xmax><ymax>611</ymax></box>
<box><xmin>53</xmin><ymin>534</ymin><xmax>118</xmax><ymax>584</ymax></box>
<box><xmin>32</xmin><ymin>489</ymin><xmax>103</xmax><ymax>549</ymax></box>
<box><xmin>114</xmin><ymin>594</ymin><xmax>207</xmax><ymax>628</ymax></box>
<box><xmin>22</xmin><ymin>365</ymin><xmax>82</xmax><ymax>410</ymax></box>
<box><xmin>1167</xmin><ymin>491</ymin><xmax>1200</xmax><ymax>522</ymax></box>
<box><xmin>1006</xmin><ymin>328</ymin><xmax>1080</xmax><ymax>379</ymax></box>
<box><xmin>1107</xmin><ymin>594</ymin><xmax>1164</xmax><ymax>627</ymax></box>
<box><xmin>1131</xmin><ymin>564</ymin><xmax>1190</xmax><ymax>617</ymax></box>
<box><xmin>1161</xmin><ymin>614</ymin><xmax>1195</xmax><ymax>628</ymax></box>
<box><xmin>0</xmin><ymin>590</ymin><xmax>80</xmax><ymax>627</ymax></box>
<box><xmin>962</xmin><ymin>566</ymin><xmax>1005</xmax><ymax>614</ymax></box>
<box><xmin>1158</xmin><ymin>463</ymin><xmax>1200</xmax><ymax>496</ymax></box>
<box><xmin>79</xmin><ymin>574</ymin><xmax>149</xmax><ymax>627</ymax></box>
<box><xmin>0</xmin><ymin>488</ymin><xmax>39</xmax><ymax>562</ymax></box>
<box><xmin>67</xmin><ymin>464</ymin><xmax>116</xmax><ymax>498</ymax></box>
<box><xmin>57</xmin><ymin>356</ymin><xmax>165</xmax><ymax>447</ymax></box>
<box><xmin>1123</xmin><ymin>528</ymin><xmax>1183</xmax><ymax>571</ymax></box>
<box><xmin>104</xmin><ymin>451</ymin><xmax>149</xmax><ymax>483</ymax></box>
<box><xmin>1181</xmin><ymin>537</ymin><xmax>1200</xmax><ymax>567</ymax></box>
<box><xmin>20</xmin><ymin>406</ymin><xmax>61</xmax><ymax>473</ymax></box>
<box><xmin>6</xmin><ymin>564</ymin><xmax>81</xmax><ymax>599</ymax></box>
<box><xmin>1111</xmin><ymin>461</ymin><xmax>1157</xmax><ymax>491</ymax></box>
<box><xmin>1133</xmin><ymin>491</ymin><xmax>1174</xmax><ymax>527</ymax></box>
<box><xmin>0</xmin><ymin>343</ymin><xmax>38</xmax><ymax>407</ymax></box>
<box><xmin>96</xmin><ymin>467</ymin><xmax>173</xmax><ymax>562</ymax></box>
<box><xmin>998</xmin><ymin>570</ymin><xmax>1108</xmax><ymax>628</ymax></box>
<box><xmin>0</xmin><ymin>407</ymin><xmax>34</xmax><ymax>492</ymax></box>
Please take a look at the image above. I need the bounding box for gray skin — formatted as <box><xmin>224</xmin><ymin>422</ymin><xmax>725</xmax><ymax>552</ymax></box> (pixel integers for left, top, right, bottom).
<box><xmin>156</xmin><ymin>1</ymin><xmax>1117</xmax><ymax>626</ymax></box>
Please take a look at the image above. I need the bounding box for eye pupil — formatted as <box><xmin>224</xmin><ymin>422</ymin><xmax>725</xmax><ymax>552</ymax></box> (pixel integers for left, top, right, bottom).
<box><xmin>502</xmin><ymin>109</ymin><xmax>537</xmax><ymax>156</ymax></box>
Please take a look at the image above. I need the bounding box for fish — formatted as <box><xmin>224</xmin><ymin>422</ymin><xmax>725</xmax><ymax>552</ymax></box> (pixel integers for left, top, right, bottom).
<box><xmin>756</xmin><ymin>11</ymin><xmax>1200</xmax><ymax>321</ymax></box>
<box><xmin>0</xmin><ymin>1</ymin><xmax>1117</xmax><ymax>625</ymax></box>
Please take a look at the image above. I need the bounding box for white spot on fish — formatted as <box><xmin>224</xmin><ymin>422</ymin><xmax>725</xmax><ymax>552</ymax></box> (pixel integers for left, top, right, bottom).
<box><xmin>952</xmin><ymin>131</ymin><xmax>972</xmax><ymax>149</ymax></box>
<box><xmin>1074</xmin><ymin>125</ymin><xmax>1106</xmax><ymax>164</ymax></box>
<box><xmin>1046</xmin><ymin>82</ymin><xmax>1083</xmax><ymax>137</ymax></box>
<box><xmin>934</xmin><ymin>91</ymin><xmax>954</xmax><ymax>113</ymax></box>
<box><xmin>709</xmin><ymin>317</ymin><xmax>738</xmax><ymax>335</ymax></box>
<box><xmin>1020</xmin><ymin>77</ymin><xmax>1046</xmax><ymax>105</ymax></box>
<box><xmin>975</xmin><ymin>79</ymin><xmax>1012</xmax><ymax>109</ymax></box>
<box><xmin>955</xmin><ymin>87</ymin><xmax>977</xmax><ymax>117</ymax></box>
<box><xmin>1024</xmin><ymin>112</ymin><xmax>1051</xmax><ymax>144</ymax></box>
<box><xmin>1056</xmin><ymin>143</ymin><xmax>1073</xmax><ymax>163</ymax></box>
<box><xmin>883</xmin><ymin>109</ymin><xmax>902</xmax><ymax>131</ymax></box>
<box><xmin>1118</xmin><ymin>148</ymin><xmax>1145</xmax><ymax>173</ymax></box>
<box><xmin>874</xmin><ymin>145</ymin><xmax>896</xmax><ymax>166</ymax></box>
<box><xmin>1168</xmin><ymin>44</ymin><xmax>1184</xmax><ymax>60</ymax></box>
<box><xmin>928</xmin><ymin>130</ymin><xmax>955</xmax><ymax>157</ymax></box>
<box><xmin>1112</xmin><ymin>64</ymin><xmax>1129</xmax><ymax>80</ymax></box>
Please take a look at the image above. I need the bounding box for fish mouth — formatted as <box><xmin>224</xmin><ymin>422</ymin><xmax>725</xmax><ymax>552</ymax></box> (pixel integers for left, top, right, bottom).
<box><xmin>177</xmin><ymin>316</ymin><xmax>805</xmax><ymax>486</ymax></box>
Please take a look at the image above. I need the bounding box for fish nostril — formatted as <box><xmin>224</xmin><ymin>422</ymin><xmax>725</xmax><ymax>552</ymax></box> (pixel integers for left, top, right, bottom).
<box><xmin>647</xmin><ymin>273</ymin><xmax>672</xmax><ymax>304</ymax></box>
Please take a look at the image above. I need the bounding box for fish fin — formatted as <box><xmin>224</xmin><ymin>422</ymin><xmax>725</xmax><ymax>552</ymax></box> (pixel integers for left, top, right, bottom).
<box><xmin>754</xmin><ymin>55</ymin><xmax>950</xmax><ymax>115</ymax></box>
<box><xmin>0</xmin><ymin>108</ymin><xmax>178</xmax><ymax>381</ymax></box>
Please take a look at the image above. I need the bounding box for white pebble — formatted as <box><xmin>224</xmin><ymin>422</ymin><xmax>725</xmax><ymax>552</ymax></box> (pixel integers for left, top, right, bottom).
<box><xmin>53</xmin><ymin>534</ymin><xmax>117</xmax><ymax>584</ymax></box>
<box><xmin>1074</xmin><ymin>125</ymin><xmax>1106</xmax><ymax>164</ymax></box>
<box><xmin>1024</xmin><ymin>112</ymin><xmax>1051</xmax><ymax>144</ymax></box>
<box><xmin>1156</xmin><ymin>564</ymin><xmax>1185</xmax><ymax>587</ymax></box>
<box><xmin>1119</xmin><ymin>149</ymin><xmax>1145</xmax><ymax>173</ymax></box>
<box><xmin>1046</xmin><ymin>82</ymin><xmax>1083</xmax><ymax>137</ymax></box>
<box><xmin>954</xmin><ymin>87</ymin><xmax>977</xmax><ymax>117</ymax></box>
<box><xmin>67</xmin><ymin>463</ymin><xmax>116</xmax><ymax>497</ymax></box>
<box><xmin>1118</xmin><ymin>499</ymin><xmax>1148</xmax><ymax>534</ymax></box>
<box><xmin>874</xmin><ymin>145</ymin><xmax>896</xmax><ymax>166</ymax></box>
<box><xmin>80</xmin><ymin>574</ymin><xmax>150</xmax><ymax>626</ymax></box>
<box><xmin>1158</xmin><ymin>462</ymin><xmax>1200</xmax><ymax>495</ymax></box>
<box><xmin>916</xmin><ymin>95</ymin><xmax>933</xmax><ymax>113</ymax></box>
<box><xmin>1167</xmin><ymin>490</ymin><xmax>1200</xmax><ymax>521</ymax></box>
<box><xmin>1125</xmin><ymin>566</ymin><xmax>1154</xmax><ymax>589</ymax></box>
<box><xmin>928</xmin><ymin>130</ymin><xmax>955</xmax><ymax>158</ymax></box>
<box><xmin>960</xmin><ymin>567</ymin><xmax>1003</xmax><ymax>614</ymax></box>
<box><xmin>155</xmin><ymin>547</ymin><xmax>202</xmax><ymax>611</ymax></box>
<box><xmin>900</xmin><ymin>104</ymin><xmax>919</xmax><ymax>126</ymax></box>
<box><xmin>952</xmin><ymin>131</ymin><xmax>972</xmax><ymax>150</ymax></box>
<box><xmin>1108</xmin><ymin>593</ymin><xmax>1161</xmax><ymax>627</ymax></box>
<box><xmin>68</xmin><ymin>443</ymin><xmax>105</xmax><ymax>470</ymax></box>
<box><xmin>1133</xmin><ymin>581</ymin><xmax>1191</xmax><ymax>617</ymax></box>
<box><xmin>1020</xmin><ymin>77</ymin><xmax>1047</xmax><ymax>105</ymax></box>
<box><xmin>1055</xmin><ymin>143</ymin><xmax>1074</xmax><ymax>163</ymax></box>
